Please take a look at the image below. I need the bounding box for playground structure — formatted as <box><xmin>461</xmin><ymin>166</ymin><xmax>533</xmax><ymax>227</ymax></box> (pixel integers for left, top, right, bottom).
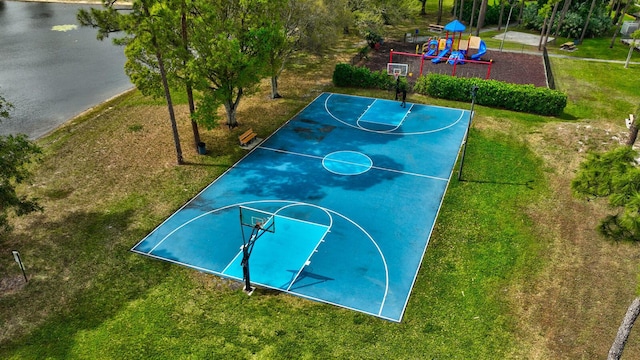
<box><xmin>389</xmin><ymin>20</ymin><xmax>492</xmax><ymax>81</ymax></box>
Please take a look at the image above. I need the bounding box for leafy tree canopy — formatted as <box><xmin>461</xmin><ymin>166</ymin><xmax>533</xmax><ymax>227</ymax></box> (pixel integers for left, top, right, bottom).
<box><xmin>0</xmin><ymin>96</ymin><xmax>42</xmax><ymax>239</ymax></box>
<box><xmin>572</xmin><ymin>146</ymin><xmax>640</xmax><ymax>241</ymax></box>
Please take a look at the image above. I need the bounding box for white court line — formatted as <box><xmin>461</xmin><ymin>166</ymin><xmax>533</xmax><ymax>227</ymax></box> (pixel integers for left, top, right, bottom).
<box><xmin>139</xmin><ymin>198</ymin><xmax>391</xmax><ymax>318</ymax></box>
<box><xmin>272</xmin><ymin>200</ymin><xmax>391</xmax><ymax>317</ymax></box>
<box><xmin>357</xmin><ymin>98</ymin><xmax>378</xmax><ymax>122</ymax></box>
<box><xmin>260</xmin><ymin>146</ymin><xmax>449</xmax><ymax>181</ymax></box>
<box><xmin>324</xmin><ymin>93</ymin><xmax>466</xmax><ymax>136</ymax></box>
<box><xmin>132</xmin><ymin>245</ymin><xmax>398</xmax><ymax>322</ymax></box>
<box><xmin>286</xmin><ymin>224</ymin><xmax>330</xmax><ymax>292</ymax></box>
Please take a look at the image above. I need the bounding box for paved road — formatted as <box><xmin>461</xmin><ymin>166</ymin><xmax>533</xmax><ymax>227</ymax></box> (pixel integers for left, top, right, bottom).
<box><xmin>0</xmin><ymin>1</ymin><xmax>131</xmax><ymax>139</ymax></box>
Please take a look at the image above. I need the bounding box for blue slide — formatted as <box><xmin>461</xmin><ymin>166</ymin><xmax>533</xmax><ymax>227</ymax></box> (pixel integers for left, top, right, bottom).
<box><xmin>447</xmin><ymin>50</ymin><xmax>466</xmax><ymax>65</ymax></box>
<box><xmin>431</xmin><ymin>38</ymin><xmax>453</xmax><ymax>64</ymax></box>
<box><xmin>471</xmin><ymin>40</ymin><xmax>486</xmax><ymax>60</ymax></box>
<box><xmin>423</xmin><ymin>39</ymin><xmax>439</xmax><ymax>57</ymax></box>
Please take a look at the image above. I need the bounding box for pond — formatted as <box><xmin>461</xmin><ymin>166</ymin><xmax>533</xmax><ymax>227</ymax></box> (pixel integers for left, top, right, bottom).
<box><xmin>0</xmin><ymin>1</ymin><xmax>131</xmax><ymax>139</ymax></box>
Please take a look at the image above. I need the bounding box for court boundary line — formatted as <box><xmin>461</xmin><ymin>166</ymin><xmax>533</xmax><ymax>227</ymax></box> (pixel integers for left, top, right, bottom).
<box><xmin>135</xmin><ymin>199</ymin><xmax>391</xmax><ymax>319</ymax></box>
<box><xmin>356</xmin><ymin>99</ymin><xmax>410</xmax><ymax>127</ymax></box>
<box><xmin>395</xmin><ymin>105</ymin><xmax>474</xmax><ymax>320</ymax></box>
<box><xmin>286</xmin><ymin>226</ymin><xmax>330</xmax><ymax>291</ymax></box>
<box><xmin>131</xmin><ymin>92</ymin><xmax>471</xmax><ymax>322</ymax></box>
<box><xmin>355</xmin><ymin>102</ymin><xmax>414</xmax><ymax>133</ymax></box>
<box><xmin>270</xmin><ymin>203</ymin><xmax>333</xmax><ymax>291</ymax></box>
<box><xmin>222</xmin><ymin>207</ymin><xmax>333</xmax><ymax>283</ymax></box>
<box><xmin>130</xmin><ymin>246</ymin><xmax>398</xmax><ymax>322</ymax></box>
<box><xmin>324</xmin><ymin>93</ymin><xmax>466</xmax><ymax>136</ymax></box>
<box><xmin>260</xmin><ymin>146</ymin><xmax>449</xmax><ymax>181</ymax></box>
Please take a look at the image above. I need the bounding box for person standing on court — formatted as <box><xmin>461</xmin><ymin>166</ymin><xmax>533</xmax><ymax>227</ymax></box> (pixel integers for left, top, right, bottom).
<box><xmin>395</xmin><ymin>79</ymin><xmax>407</xmax><ymax>108</ymax></box>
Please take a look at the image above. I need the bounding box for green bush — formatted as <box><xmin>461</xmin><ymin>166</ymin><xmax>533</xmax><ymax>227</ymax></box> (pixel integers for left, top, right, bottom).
<box><xmin>522</xmin><ymin>3</ymin><xmax>612</xmax><ymax>39</ymax></box>
<box><xmin>413</xmin><ymin>74</ymin><xmax>567</xmax><ymax>116</ymax></box>
<box><xmin>365</xmin><ymin>30</ymin><xmax>383</xmax><ymax>48</ymax></box>
<box><xmin>332</xmin><ymin>63</ymin><xmax>396</xmax><ymax>90</ymax></box>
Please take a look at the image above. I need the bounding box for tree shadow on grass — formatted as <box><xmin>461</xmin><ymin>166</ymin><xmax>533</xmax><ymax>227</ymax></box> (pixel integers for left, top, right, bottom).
<box><xmin>557</xmin><ymin>111</ymin><xmax>579</xmax><ymax>121</ymax></box>
<box><xmin>0</xmin><ymin>207</ymin><xmax>173</xmax><ymax>358</ymax></box>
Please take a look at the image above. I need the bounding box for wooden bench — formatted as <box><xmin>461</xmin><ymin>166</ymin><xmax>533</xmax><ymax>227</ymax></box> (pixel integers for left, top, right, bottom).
<box><xmin>560</xmin><ymin>41</ymin><xmax>577</xmax><ymax>51</ymax></box>
<box><xmin>428</xmin><ymin>24</ymin><xmax>444</xmax><ymax>33</ymax></box>
<box><xmin>239</xmin><ymin>128</ymin><xmax>258</xmax><ymax>146</ymax></box>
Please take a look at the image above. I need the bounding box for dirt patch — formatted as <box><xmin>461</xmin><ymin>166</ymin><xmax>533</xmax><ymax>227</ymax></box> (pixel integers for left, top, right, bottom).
<box><xmin>360</xmin><ymin>39</ymin><xmax>548</xmax><ymax>88</ymax></box>
<box><xmin>0</xmin><ymin>276</ymin><xmax>27</xmax><ymax>296</ymax></box>
<box><xmin>517</xmin><ymin>121</ymin><xmax>640</xmax><ymax>359</ymax></box>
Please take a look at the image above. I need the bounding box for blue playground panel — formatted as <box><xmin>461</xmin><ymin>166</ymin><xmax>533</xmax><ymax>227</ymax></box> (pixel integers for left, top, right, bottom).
<box><xmin>132</xmin><ymin>93</ymin><xmax>471</xmax><ymax>322</ymax></box>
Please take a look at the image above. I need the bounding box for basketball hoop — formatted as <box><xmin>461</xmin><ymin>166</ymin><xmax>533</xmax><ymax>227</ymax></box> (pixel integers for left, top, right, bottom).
<box><xmin>387</xmin><ymin>63</ymin><xmax>408</xmax><ymax>79</ymax></box>
<box><xmin>238</xmin><ymin>206</ymin><xmax>276</xmax><ymax>294</ymax></box>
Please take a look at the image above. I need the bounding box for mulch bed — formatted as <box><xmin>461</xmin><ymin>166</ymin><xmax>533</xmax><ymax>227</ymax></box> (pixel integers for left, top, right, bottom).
<box><xmin>358</xmin><ymin>39</ymin><xmax>548</xmax><ymax>88</ymax></box>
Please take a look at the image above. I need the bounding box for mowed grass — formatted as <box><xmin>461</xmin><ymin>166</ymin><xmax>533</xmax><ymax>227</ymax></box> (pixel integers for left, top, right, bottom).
<box><xmin>552</xmin><ymin>56</ymin><xmax>639</xmax><ymax>121</ymax></box>
<box><xmin>480</xmin><ymin>27</ymin><xmax>639</xmax><ymax>61</ymax></box>
<box><xmin>2</xmin><ymin>8</ymin><xmax>640</xmax><ymax>358</ymax></box>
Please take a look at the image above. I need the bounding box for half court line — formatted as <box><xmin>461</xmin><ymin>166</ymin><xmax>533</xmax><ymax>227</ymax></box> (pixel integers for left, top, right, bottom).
<box><xmin>259</xmin><ymin>146</ymin><xmax>449</xmax><ymax>181</ymax></box>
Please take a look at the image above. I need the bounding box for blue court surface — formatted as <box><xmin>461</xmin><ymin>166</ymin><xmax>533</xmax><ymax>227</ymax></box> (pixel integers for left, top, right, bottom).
<box><xmin>132</xmin><ymin>92</ymin><xmax>471</xmax><ymax>322</ymax></box>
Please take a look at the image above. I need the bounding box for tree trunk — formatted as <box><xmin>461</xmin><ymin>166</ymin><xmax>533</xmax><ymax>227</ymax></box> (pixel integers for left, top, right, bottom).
<box><xmin>182</xmin><ymin>9</ymin><xmax>201</xmax><ymax>150</ymax></box>
<box><xmin>518</xmin><ymin>0</ymin><xmax>525</xmax><ymax>25</ymax></box>
<box><xmin>579</xmin><ymin>0</ymin><xmax>597</xmax><ymax>44</ymax></box>
<box><xmin>271</xmin><ymin>76</ymin><xmax>282</xmax><ymax>99</ymax></box>
<box><xmin>609</xmin><ymin>0</ymin><xmax>617</xmax><ymax>18</ymax></box>
<box><xmin>420</xmin><ymin>0</ymin><xmax>427</xmax><ymax>15</ymax></box>
<box><xmin>223</xmin><ymin>87</ymin><xmax>243</xmax><ymax>129</ymax></box>
<box><xmin>469</xmin><ymin>0</ymin><xmax>478</xmax><ymax>34</ymax></box>
<box><xmin>453</xmin><ymin>0</ymin><xmax>458</xmax><ymax>19</ymax></box>
<box><xmin>437</xmin><ymin>0</ymin><xmax>444</xmax><ymax>24</ymax></box>
<box><xmin>475</xmin><ymin>0</ymin><xmax>489</xmax><ymax>36</ymax></box>
<box><xmin>143</xmin><ymin>4</ymin><xmax>183</xmax><ymax>165</ymax></box>
<box><xmin>497</xmin><ymin>0</ymin><xmax>505</xmax><ymax>31</ymax></box>
<box><xmin>554</xmin><ymin>0</ymin><xmax>572</xmax><ymax>37</ymax></box>
<box><xmin>625</xmin><ymin>44</ymin><xmax>633</xmax><ymax>69</ymax></box>
<box><xmin>187</xmin><ymin>84</ymin><xmax>200</xmax><ymax>148</ymax></box>
<box><xmin>610</xmin><ymin>1</ymin><xmax>632</xmax><ymax>48</ymax></box>
<box><xmin>627</xmin><ymin>112</ymin><xmax>638</xmax><ymax>146</ymax></box>
<box><xmin>459</xmin><ymin>0</ymin><xmax>465</xmax><ymax>20</ymax></box>
<box><xmin>158</xmin><ymin>51</ymin><xmax>184</xmax><ymax>165</ymax></box>
<box><xmin>223</xmin><ymin>102</ymin><xmax>238</xmax><ymax>129</ymax></box>
<box><xmin>627</xmin><ymin>121</ymin><xmax>638</xmax><ymax>146</ymax></box>
<box><xmin>543</xmin><ymin>1</ymin><xmax>560</xmax><ymax>47</ymax></box>
<box><xmin>538</xmin><ymin>15</ymin><xmax>548</xmax><ymax>50</ymax></box>
<box><xmin>608</xmin><ymin>297</ymin><xmax>640</xmax><ymax>360</ymax></box>
<box><xmin>612</xmin><ymin>0</ymin><xmax>623</xmax><ymax>25</ymax></box>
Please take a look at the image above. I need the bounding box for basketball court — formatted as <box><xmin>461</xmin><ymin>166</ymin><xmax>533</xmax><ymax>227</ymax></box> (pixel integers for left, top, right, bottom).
<box><xmin>132</xmin><ymin>92</ymin><xmax>472</xmax><ymax>322</ymax></box>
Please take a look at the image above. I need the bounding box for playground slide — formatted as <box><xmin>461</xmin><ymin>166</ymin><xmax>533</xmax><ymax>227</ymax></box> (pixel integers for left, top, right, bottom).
<box><xmin>431</xmin><ymin>39</ymin><xmax>453</xmax><ymax>64</ymax></box>
<box><xmin>447</xmin><ymin>50</ymin><xmax>466</xmax><ymax>65</ymax></box>
<box><xmin>424</xmin><ymin>40</ymin><xmax>438</xmax><ymax>57</ymax></box>
<box><xmin>471</xmin><ymin>40</ymin><xmax>486</xmax><ymax>60</ymax></box>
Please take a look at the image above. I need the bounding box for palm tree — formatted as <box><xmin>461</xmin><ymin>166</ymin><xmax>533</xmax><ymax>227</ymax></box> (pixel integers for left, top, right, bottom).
<box><xmin>579</xmin><ymin>0</ymin><xmax>597</xmax><ymax>44</ymax></box>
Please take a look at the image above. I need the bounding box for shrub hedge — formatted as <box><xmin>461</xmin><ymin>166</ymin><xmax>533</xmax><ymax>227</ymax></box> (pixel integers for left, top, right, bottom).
<box><xmin>332</xmin><ymin>64</ymin><xmax>566</xmax><ymax>116</ymax></box>
<box><xmin>332</xmin><ymin>63</ymin><xmax>396</xmax><ymax>90</ymax></box>
<box><xmin>413</xmin><ymin>73</ymin><xmax>567</xmax><ymax>116</ymax></box>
